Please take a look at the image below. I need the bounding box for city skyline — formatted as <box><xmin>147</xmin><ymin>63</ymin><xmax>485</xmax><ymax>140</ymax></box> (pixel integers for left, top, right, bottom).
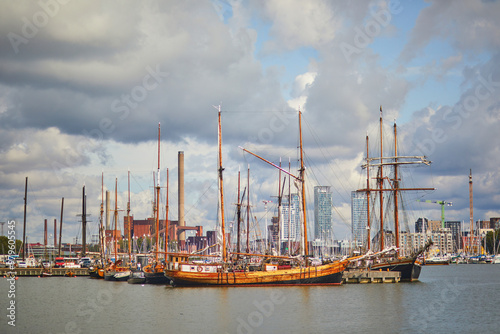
<box><xmin>0</xmin><ymin>1</ymin><xmax>499</xmax><ymax>244</ymax></box>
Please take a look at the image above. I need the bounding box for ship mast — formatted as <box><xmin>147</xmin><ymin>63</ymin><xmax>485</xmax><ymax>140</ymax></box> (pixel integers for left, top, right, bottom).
<box><xmin>277</xmin><ymin>158</ymin><xmax>284</xmax><ymax>255</ymax></box>
<box><xmin>366</xmin><ymin>135</ymin><xmax>371</xmax><ymax>251</ymax></box>
<box><xmin>246</xmin><ymin>165</ymin><xmax>250</xmax><ymax>254</ymax></box>
<box><xmin>59</xmin><ymin>197</ymin><xmax>64</xmax><ymax>258</ymax></box>
<box><xmin>357</xmin><ymin>107</ymin><xmax>434</xmax><ymax>255</ymax></box>
<box><xmin>299</xmin><ymin>110</ymin><xmax>309</xmax><ymax>257</ymax></box>
<box><xmin>165</xmin><ymin>168</ymin><xmax>169</xmax><ymax>252</ymax></box>
<box><xmin>236</xmin><ymin>168</ymin><xmax>241</xmax><ymax>260</ymax></box>
<box><xmin>217</xmin><ymin>105</ymin><xmax>227</xmax><ymax>263</ymax></box>
<box><xmin>238</xmin><ymin>110</ymin><xmax>307</xmax><ymax>257</ymax></box>
<box><xmin>379</xmin><ymin>106</ymin><xmax>384</xmax><ymax>251</ymax></box>
<box><xmin>288</xmin><ymin>158</ymin><xmax>292</xmax><ymax>256</ymax></box>
<box><xmin>22</xmin><ymin>177</ymin><xmax>27</xmax><ymax>260</ymax></box>
<box><xmin>156</xmin><ymin>123</ymin><xmax>161</xmax><ymax>262</ymax></box>
<box><xmin>127</xmin><ymin>170</ymin><xmax>131</xmax><ymax>261</ymax></box>
<box><xmin>469</xmin><ymin>169</ymin><xmax>474</xmax><ymax>255</ymax></box>
<box><xmin>394</xmin><ymin>122</ymin><xmax>400</xmax><ymax>256</ymax></box>
<box><xmin>114</xmin><ymin>178</ymin><xmax>118</xmax><ymax>262</ymax></box>
<box><xmin>99</xmin><ymin>173</ymin><xmax>104</xmax><ymax>262</ymax></box>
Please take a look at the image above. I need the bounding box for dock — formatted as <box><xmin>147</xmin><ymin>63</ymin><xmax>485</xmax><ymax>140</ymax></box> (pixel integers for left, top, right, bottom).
<box><xmin>343</xmin><ymin>269</ymin><xmax>400</xmax><ymax>283</ymax></box>
<box><xmin>1</xmin><ymin>267</ymin><xmax>89</xmax><ymax>277</ymax></box>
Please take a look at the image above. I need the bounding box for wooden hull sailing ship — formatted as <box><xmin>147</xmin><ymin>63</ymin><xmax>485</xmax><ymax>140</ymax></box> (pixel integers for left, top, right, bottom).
<box><xmin>143</xmin><ymin>123</ymin><xmax>169</xmax><ymax>284</ymax></box>
<box><xmin>165</xmin><ymin>258</ymin><xmax>348</xmax><ymax>286</ymax></box>
<box><xmin>358</xmin><ymin>107</ymin><xmax>433</xmax><ymax>281</ymax></box>
<box><xmin>104</xmin><ymin>178</ymin><xmax>131</xmax><ymax>281</ymax></box>
<box><xmin>164</xmin><ymin>107</ymin><xmax>357</xmax><ymax>287</ymax></box>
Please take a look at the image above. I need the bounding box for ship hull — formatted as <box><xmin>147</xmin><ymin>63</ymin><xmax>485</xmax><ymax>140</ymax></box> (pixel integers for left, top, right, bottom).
<box><xmin>165</xmin><ymin>260</ymin><xmax>348</xmax><ymax>287</ymax></box>
<box><xmin>89</xmin><ymin>268</ymin><xmax>104</xmax><ymax>279</ymax></box>
<box><xmin>144</xmin><ymin>271</ymin><xmax>170</xmax><ymax>284</ymax></box>
<box><xmin>370</xmin><ymin>258</ymin><xmax>421</xmax><ymax>282</ymax></box>
<box><xmin>127</xmin><ymin>272</ymin><xmax>146</xmax><ymax>284</ymax></box>
<box><xmin>104</xmin><ymin>271</ymin><xmax>117</xmax><ymax>281</ymax></box>
<box><xmin>424</xmin><ymin>261</ymin><xmax>449</xmax><ymax>266</ymax></box>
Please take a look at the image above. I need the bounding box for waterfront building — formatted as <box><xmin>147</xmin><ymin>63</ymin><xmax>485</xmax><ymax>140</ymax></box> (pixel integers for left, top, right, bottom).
<box><xmin>476</xmin><ymin>219</ymin><xmax>496</xmax><ymax>230</ymax></box>
<box><xmin>351</xmin><ymin>191</ymin><xmax>367</xmax><ymax>248</ymax></box>
<box><xmin>314</xmin><ymin>186</ymin><xmax>332</xmax><ymax>240</ymax></box>
<box><xmin>280</xmin><ymin>193</ymin><xmax>301</xmax><ymax>242</ymax></box>
<box><xmin>430</xmin><ymin>228</ymin><xmax>454</xmax><ymax>254</ymax></box>
<box><xmin>428</xmin><ymin>220</ymin><xmax>442</xmax><ymax>232</ymax></box>
<box><xmin>399</xmin><ymin>232</ymin><xmax>428</xmax><ymax>257</ymax></box>
<box><xmin>415</xmin><ymin>218</ymin><xmax>428</xmax><ymax>233</ymax></box>
<box><xmin>269</xmin><ymin>216</ymin><xmax>280</xmax><ymax>246</ymax></box>
<box><xmin>399</xmin><ymin>228</ymin><xmax>453</xmax><ymax>255</ymax></box>
<box><xmin>491</xmin><ymin>217</ymin><xmax>500</xmax><ymax>229</ymax></box>
<box><xmin>444</xmin><ymin>221</ymin><xmax>462</xmax><ymax>252</ymax></box>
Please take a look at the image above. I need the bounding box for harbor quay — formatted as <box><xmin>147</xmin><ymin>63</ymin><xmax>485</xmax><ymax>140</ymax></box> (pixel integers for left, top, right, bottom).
<box><xmin>0</xmin><ymin>267</ymin><xmax>402</xmax><ymax>283</ymax></box>
<box><xmin>342</xmin><ymin>269</ymin><xmax>400</xmax><ymax>284</ymax></box>
<box><xmin>1</xmin><ymin>268</ymin><xmax>89</xmax><ymax>277</ymax></box>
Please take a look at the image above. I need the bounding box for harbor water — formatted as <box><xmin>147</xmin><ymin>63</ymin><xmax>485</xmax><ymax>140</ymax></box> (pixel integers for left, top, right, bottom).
<box><xmin>1</xmin><ymin>264</ymin><xmax>498</xmax><ymax>333</ymax></box>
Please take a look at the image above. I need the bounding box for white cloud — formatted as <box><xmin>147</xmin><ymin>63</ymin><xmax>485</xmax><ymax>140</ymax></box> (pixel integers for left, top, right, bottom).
<box><xmin>0</xmin><ymin>0</ymin><xmax>498</xmax><ymax>244</ymax></box>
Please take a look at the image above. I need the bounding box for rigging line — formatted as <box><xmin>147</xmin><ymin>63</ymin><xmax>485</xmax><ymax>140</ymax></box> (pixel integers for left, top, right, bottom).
<box><xmin>130</xmin><ymin>172</ymin><xmax>148</xmax><ymax>193</ymax></box>
<box><xmin>301</xmin><ymin>115</ymin><xmax>357</xmax><ymax>205</ymax></box>
<box><xmin>184</xmin><ymin>179</ymin><xmax>217</xmax><ymax>219</ymax></box>
<box><xmin>220</xmin><ymin>110</ymin><xmax>297</xmax><ymax>114</ymax></box>
<box><xmin>302</xmin><ymin>145</ymin><xmax>352</xmax><ymax>228</ymax></box>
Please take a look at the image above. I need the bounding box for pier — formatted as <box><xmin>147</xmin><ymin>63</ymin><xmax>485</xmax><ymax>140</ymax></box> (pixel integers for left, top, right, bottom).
<box><xmin>1</xmin><ymin>268</ymin><xmax>89</xmax><ymax>277</ymax></box>
<box><xmin>343</xmin><ymin>269</ymin><xmax>400</xmax><ymax>283</ymax></box>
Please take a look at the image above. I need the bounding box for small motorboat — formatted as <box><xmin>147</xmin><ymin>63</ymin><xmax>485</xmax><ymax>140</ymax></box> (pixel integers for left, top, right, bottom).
<box><xmin>114</xmin><ymin>270</ymin><xmax>132</xmax><ymax>281</ymax></box>
<box><xmin>127</xmin><ymin>271</ymin><xmax>146</xmax><ymax>284</ymax></box>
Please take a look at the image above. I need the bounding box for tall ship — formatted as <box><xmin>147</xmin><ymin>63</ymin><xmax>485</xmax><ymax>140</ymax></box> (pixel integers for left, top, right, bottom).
<box><xmin>357</xmin><ymin>107</ymin><xmax>433</xmax><ymax>281</ymax></box>
<box><xmin>143</xmin><ymin>123</ymin><xmax>169</xmax><ymax>284</ymax></box>
<box><xmin>164</xmin><ymin>108</ymin><xmax>358</xmax><ymax>286</ymax></box>
<box><xmin>104</xmin><ymin>178</ymin><xmax>131</xmax><ymax>281</ymax></box>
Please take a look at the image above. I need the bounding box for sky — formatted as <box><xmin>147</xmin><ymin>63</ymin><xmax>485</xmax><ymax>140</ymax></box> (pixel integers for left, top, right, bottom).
<box><xmin>0</xmin><ymin>0</ymin><xmax>499</xmax><ymax>245</ymax></box>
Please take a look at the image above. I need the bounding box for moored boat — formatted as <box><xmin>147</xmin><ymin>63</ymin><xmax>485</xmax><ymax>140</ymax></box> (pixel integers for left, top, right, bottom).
<box><xmin>144</xmin><ymin>263</ymin><xmax>170</xmax><ymax>284</ymax></box>
<box><xmin>370</xmin><ymin>241</ymin><xmax>431</xmax><ymax>281</ymax></box>
<box><xmin>113</xmin><ymin>270</ymin><xmax>131</xmax><ymax>281</ymax></box>
<box><xmin>89</xmin><ymin>266</ymin><xmax>105</xmax><ymax>279</ymax></box>
<box><xmin>164</xmin><ymin>108</ymin><xmax>357</xmax><ymax>287</ymax></box>
<box><xmin>356</xmin><ymin>107</ymin><xmax>435</xmax><ymax>281</ymax></box>
<box><xmin>165</xmin><ymin>255</ymin><xmax>350</xmax><ymax>286</ymax></box>
<box><xmin>425</xmin><ymin>255</ymin><xmax>451</xmax><ymax>265</ymax></box>
<box><xmin>127</xmin><ymin>271</ymin><xmax>146</xmax><ymax>284</ymax></box>
<box><xmin>64</xmin><ymin>271</ymin><xmax>75</xmax><ymax>277</ymax></box>
<box><xmin>40</xmin><ymin>271</ymin><xmax>53</xmax><ymax>278</ymax></box>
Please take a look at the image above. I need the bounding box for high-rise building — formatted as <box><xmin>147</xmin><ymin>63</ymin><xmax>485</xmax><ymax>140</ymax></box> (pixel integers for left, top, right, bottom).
<box><xmin>444</xmin><ymin>221</ymin><xmax>462</xmax><ymax>252</ymax></box>
<box><xmin>415</xmin><ymin>217</ymin><xmax>428</xmax><ymax>233</ymax></box>
<box><xmin>351</xmin><ymin>191</ymin><xmax>368</xmax><ymax>247</ymax></box>
<box><xmin>280</xmin><ymin>193</ymin><xmax>301</xmax><ymax>242</ymax></box>
<box><xmin>314</xmin><ymin>186</ymin><xmax>332</xmax><ymax>240</ymax></box>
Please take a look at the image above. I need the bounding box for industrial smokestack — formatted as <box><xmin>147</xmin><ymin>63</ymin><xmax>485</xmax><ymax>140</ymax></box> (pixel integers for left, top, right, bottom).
<box><xmin>106</xmin><ymin>190</ymin><xmax>110</xmax><ymax>230</ymax></box>
<box><xmin>178</xmin><ymin>151</ymin><xmax>185</xmax><ymax>241</ymax></box>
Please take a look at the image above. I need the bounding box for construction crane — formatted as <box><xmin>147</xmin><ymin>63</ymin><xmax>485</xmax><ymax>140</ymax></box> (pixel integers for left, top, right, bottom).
<box><xmin>417</xmin><ymin>199</ymin><xmax>453</xmax><ymax>229</ymax></box>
